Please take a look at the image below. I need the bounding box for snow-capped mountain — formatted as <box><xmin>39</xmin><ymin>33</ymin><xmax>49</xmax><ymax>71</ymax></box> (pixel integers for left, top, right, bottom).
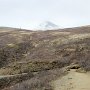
<box><xmin>35</xmin><ymin>21</ymin><xmax>59</xmax><ymax>30</ymax></box>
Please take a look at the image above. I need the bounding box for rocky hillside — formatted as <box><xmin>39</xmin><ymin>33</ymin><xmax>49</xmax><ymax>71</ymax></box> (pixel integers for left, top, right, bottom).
<box><xmin>0</xmin><ymin>26</ymin><xmax>90</xmax><ymax>90</ymax></box>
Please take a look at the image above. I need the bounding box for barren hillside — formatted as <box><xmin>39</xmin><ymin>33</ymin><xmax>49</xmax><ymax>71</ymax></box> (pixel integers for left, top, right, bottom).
<box><xmin>0</xmin><ymin>26</ymin><xmax>90</xmax><ymax>90</ymax></box>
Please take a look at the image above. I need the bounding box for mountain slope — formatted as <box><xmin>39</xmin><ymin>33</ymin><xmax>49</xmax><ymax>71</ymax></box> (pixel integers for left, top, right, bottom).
<box><xmin>0</xmin><ymin>26</ymin><xmax>90</xmax><ymax>90</ymax></box>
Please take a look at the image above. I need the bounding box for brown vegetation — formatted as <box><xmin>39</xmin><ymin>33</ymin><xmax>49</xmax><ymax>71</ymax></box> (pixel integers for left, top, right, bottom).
<box><xmin>0</xmin><ymin>26</ymin><xmax>89</xmax><ymax>90</ymax></box>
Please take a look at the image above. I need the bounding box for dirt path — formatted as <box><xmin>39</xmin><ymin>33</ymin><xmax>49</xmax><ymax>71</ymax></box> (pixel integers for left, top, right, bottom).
<box><xmin>52</xmin><ymin>69</ymin><xmax>90</xmax><ymax>90</ymax></box>
<box><xmin>0</xmin><ymin>73</ymin><xmax>27</xmax><ymax>79</ymax></box>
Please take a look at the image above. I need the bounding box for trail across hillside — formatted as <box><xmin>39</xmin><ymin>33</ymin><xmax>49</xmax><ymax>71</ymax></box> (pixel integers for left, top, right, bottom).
<box><xmin>0</xmin><ymin>73</ymin><xmax>27</xmax><ymax>79</ymax></box>
<box><xmin>52</xmin><ymin>69</ymin><xmax>90</xmax><ymax>90</ymax></box>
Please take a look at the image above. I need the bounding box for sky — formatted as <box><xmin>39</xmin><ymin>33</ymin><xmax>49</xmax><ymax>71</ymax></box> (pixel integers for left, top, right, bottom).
<box><xmin>0</xmin><ymin>0</ymin><xmax>90</xmax><ymax>29</ymax></box>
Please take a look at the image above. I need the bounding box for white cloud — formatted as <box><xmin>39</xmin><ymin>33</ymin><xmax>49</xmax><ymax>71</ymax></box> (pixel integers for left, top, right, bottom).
<box><xmin>0</xmin><ymin>0</ymin><xmax>90</xmax><ymax>29</ymax></box>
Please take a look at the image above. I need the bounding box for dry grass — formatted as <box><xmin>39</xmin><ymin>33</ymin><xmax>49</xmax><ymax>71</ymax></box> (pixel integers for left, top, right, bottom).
<box><xmin>0</xmin><ymin>26</ymin><xmax>90</xmax><ymax>90</ymax></box>
<box><xmin>3</xmin><ymin>68</ymin><xmax>67</xmax><ymax>90</ymax></box>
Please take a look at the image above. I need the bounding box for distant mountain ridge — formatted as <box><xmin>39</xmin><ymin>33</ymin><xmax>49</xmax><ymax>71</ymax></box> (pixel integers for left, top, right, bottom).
<box><xmin>35</xmin><ymin>21</ymin><xmax>59</xmax><ymax>30</ymax></box>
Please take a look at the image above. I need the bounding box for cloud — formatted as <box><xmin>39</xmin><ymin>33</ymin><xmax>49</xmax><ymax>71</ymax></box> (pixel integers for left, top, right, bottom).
<box><xmin>0</xmin><ymin>0</ymin><xmax>90</xmax><ymax>29</ymax></box>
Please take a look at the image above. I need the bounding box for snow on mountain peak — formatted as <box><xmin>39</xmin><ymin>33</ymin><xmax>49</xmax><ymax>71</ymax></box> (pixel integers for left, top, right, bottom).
<box><xmin>36</xmin><ymin>21</ymin><xmax>59</xmax><ymax>30</ymax></box>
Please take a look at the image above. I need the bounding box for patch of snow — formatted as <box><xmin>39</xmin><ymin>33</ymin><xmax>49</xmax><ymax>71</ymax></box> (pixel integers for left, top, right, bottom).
<box><xmin>35</xmin><ymin>21</ymin><xmax>60</xmax><ymax>30</ymax></box>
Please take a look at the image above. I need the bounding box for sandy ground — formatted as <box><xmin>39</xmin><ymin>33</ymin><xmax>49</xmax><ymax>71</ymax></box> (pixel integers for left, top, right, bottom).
<box><xmin>52</xmin><ymin>69</ymin><xmax>90</xmax><ymax>90</ymax></box>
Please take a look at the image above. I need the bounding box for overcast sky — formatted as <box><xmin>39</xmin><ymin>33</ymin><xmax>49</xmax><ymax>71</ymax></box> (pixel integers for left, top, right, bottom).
<box><xmin>0</xmin><ymin>0</ymin><xmax>90</xmax><ymax>29</ymax></box>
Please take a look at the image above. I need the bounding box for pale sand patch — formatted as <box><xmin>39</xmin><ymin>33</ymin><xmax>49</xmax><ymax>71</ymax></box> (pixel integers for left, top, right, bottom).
<box><xmin>0</xmin><ymin>30</ymin><xmax>12</xmax><ymax>33</ymax></box>
<box><xmin>69</xmin><ymin>33</ymin><xmax>90</xmax><ymax>40</ymax></box>
<box><xmin>51</xmin><ymin>32</ymin><xmax>71</xmax><ymax>36</ymax></box>
<box><xmin>52</xmin><ymin>69</ymin><xmax>90</xmax><ymax>90</ymax></box>
<box><xmin>19</xmin><ymin>31</ymin><xmax>34</xmax><ymax>35</ymax></box>
<box><xmin>7</xmin><ymin>43</ymin><xmax>15</xmax><ymax>47</ymax></box>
